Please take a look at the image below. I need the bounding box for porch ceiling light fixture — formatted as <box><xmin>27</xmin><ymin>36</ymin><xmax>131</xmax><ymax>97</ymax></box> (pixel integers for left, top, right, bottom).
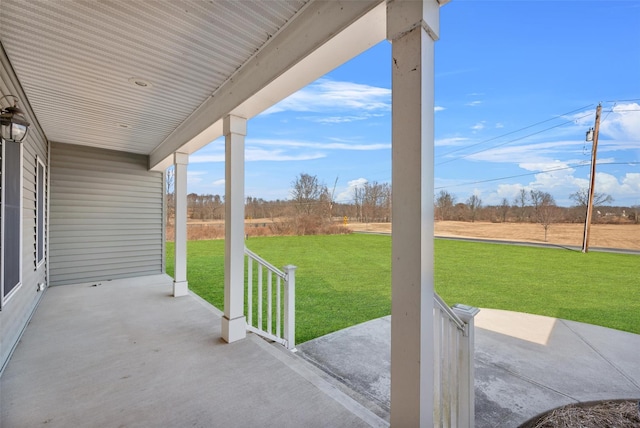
<box><xmin>0</xmin><ymin>95</ymin><xmax>30</xmax><ymax>143</ymax></box>
<box><xmin>128</xmin><ymin>77</ymin><xmax>152</xmax><ymax>88</ymax></box>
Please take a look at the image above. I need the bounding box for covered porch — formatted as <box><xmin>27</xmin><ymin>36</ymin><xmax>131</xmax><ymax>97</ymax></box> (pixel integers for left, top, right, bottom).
<box><xmin>0</xmin><ymin>274</ymin><xmax>385</xmax><ymax>427</ymax></box>
<box><xmin>1</xmin><ymin>0</ymin><xmax>466</xmax><ymax>426</ymax></box>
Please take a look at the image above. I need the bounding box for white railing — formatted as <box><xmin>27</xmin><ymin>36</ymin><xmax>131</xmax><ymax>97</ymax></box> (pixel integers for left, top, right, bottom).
<box><xmin>433</xmin><ymin>293</ymin><xmax>480</xmax><ymax>428</ymax></box>
<box><xmin>244</xmin><ymin>247</ymin><xmax>297</xmax><ymax>350</ymax></box>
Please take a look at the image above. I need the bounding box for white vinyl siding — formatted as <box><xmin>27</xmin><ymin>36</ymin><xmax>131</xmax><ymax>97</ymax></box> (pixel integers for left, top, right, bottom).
<box><xmin>49</xmin><ymin>143</ymin><xmax>163</xmax><ymax>286</ymax></box>
<box><xmin>1</xmin><ymin>48</ymin><xmax>49</xmax><ymax>373</ymax></box>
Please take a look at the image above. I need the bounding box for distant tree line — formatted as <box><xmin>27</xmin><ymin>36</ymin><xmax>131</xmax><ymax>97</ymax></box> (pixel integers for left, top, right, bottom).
<box><xmin>166</xmin><ymin>170</ymin><xmax>638</xmax><ymax>237</ymax></box>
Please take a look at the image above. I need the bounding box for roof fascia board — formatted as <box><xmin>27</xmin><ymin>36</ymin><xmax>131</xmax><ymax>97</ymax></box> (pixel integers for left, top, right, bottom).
<box><xmin>149</xmin><ymin>0</ymin><xmax>385</xmax><ymax>170</ymax></box>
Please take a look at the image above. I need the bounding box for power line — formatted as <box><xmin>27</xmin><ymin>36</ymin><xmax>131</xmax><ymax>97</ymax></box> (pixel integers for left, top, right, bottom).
<box><xmin>604</xmin><ymin>98</ymin><xmax>640</xmax><ymax>103</ymax></box>
<box><xmin>435</xmin><ymin>161</ymin><xmax>640</xmax><ymax>191</ymax></box>
<box><xmin>436</xmin><ymin>112</ymin><xmax>593</xmax><ymax>166</ymax></box>
<box><xmin>436</xmin><ymin>102</ymin><xmax>640</xmax><ymax>167</ymax></box>
<box><xmin>436</xmin><ymin>103</ymin><xmax>594</xmax><ymax>160</ymax></box>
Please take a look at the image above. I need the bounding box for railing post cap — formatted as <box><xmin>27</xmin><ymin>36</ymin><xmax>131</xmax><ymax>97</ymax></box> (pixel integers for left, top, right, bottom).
<box><xmin>452</xmin><ymin>304</ymin><xmax>480</xmax><ymax>321</ymax></box>
<box><xmin>282</xmin><ymin>265</ymin><xmax>297</xmax><ymax>271</ymax></box>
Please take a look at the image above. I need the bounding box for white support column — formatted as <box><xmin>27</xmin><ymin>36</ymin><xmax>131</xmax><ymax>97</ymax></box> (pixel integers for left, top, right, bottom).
<box><xmin>221</xmin><ymin>114</ymin><xmax>247</xmax><ymax>343</ymax></box>
<box><xmin>173</xmin><ymin>152</ymin><xmax>189</xmax><ymax>297</ymax></box>
<box><xmin>387</xmin><ymin>1</ymin><xmax>442</xmax><ymax>426</ymax></box>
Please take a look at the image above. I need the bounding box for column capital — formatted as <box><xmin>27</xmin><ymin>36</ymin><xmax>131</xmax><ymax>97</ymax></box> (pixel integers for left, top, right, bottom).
<box><xmin>223</xmin><ymin>114</ymin><xmax>247</xmax><ymax>136</ymax></box>
<box><xmin>387</xmin><ymin>0</ymin><xmax>441</xmax><ymax>42</ymax></box>
<box><xmin>174</xmin><ymin>152</ymin><xmax>189</xmax><ymax>165</ymax></box>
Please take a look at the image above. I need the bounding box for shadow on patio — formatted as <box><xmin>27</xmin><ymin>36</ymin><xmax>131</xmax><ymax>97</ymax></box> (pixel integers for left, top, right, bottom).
<box><xmin>0</xmin><ymin>275</ymin><xmax>386</xmax><ymax>428</ymax></box>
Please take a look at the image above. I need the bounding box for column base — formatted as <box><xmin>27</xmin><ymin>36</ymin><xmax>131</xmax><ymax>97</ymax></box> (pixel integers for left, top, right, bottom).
<box><xmin>173</xmin><ymin>280</ymin><xmax>188</xmax><ymax>297</ymax></box>
<box><xmin>221</xmin><ymin>315</ymin><xmax>247</xmax><ymax>343</ymax></box>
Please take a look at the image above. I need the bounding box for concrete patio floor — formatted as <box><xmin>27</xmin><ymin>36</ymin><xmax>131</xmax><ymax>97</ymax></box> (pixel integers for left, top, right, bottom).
<box><xmin>0</xmin><ymin>275</ymin><xmax>385</xmax><ymax>428</ymax></box>
<box><xmin>4</xmin><ymin>274</ymin><xmax>639</xmax><ymax>427</ymax></box>
<box><xmin>298</xmin><ymin>310</ymin><xmax>640</xmax><ymax>427</ymax></box>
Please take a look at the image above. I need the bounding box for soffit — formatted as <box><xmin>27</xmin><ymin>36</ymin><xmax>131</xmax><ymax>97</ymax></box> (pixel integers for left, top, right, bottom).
<box><xmin>0</xmin><ymin>0</ymin><xmax>308</xmax><ymax>155</ymax></box>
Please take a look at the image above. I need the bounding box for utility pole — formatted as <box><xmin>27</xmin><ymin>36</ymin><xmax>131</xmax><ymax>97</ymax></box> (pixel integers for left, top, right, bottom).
<box><xmin>581</xmin><ymin>103</ymin><xmax>602</xmax><ymax>253</ymax></box>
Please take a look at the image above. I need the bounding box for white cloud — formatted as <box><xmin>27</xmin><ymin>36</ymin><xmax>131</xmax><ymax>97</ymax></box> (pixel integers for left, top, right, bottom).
<box><xmin>212</xmin><ymin>179</ymin><xmax>225</xmax><ymax>186</ymax></box>
<box><xmin>189</xmin><ymin>149</ymin><xmax>326</xmax><ymax>163</ymax></box>
<box><xmin>468</xmin><ymin>140</ymin><xmax>584</xmax><ymax>163</ymax></box>
<box><xmin>189</xmin><ymin>137</ymin><xmax>390</xmax><ymax>165</ymax></box>
<box><xmin>261</xmin><ymin>78</ymin><xmax>391</xmax><ymax>116</ymax></box>
<box><xmin>336</xmin><ymin>178</ymin><xmax>368</xmax><ymax>203</ymax></box>
<box><xmin>248</xmin><ymin>138</ymin><xmax>390</xmax><ymax>151</ymax></box>
<box><xmin>246</xmin><ymin>148</ymin><xmax>326</xmax><ymax>162</ymax></box>
<box><xmin>495</xmin><ymin>123</ymin><xmax>504</xmax><ymax>129</ymax></box>
<box><xmin>435</xmin><ymin>106</ymin><xmax>446</xmax><ymax>112</ymax></box>
<box><xmin>466</xmin><ymin>101</ymin><xmax>482</xmax><ymax>107</ymax></box>
<box><xmin>523</xmin><ymin>161</ymin><xmax>585</xmax><ymax>190</ymax></box>
<box><xmin>308</xmin><ymin>112</ymin><xmax>385</xmax><ymax>124</ymax></box>
<box><xmin>436</xmin><ymin>137</ymin><xmax>469</xmax><ymax>147</ymax></box>
<box><xmin>471</xmin><ymin>121</ymin><xmax>486</xmax><ymax>131</ymax></box>
<box><xmin>311</xmin><ymin>115</ymin><xmax>369</xmax><ymax>124</ymax></box>
<box><xmin>348</xmin><ymin>177</ymin><xmax>368</xmax><ymax>188</ymax></box>
<box><xmin>496</xmin><ymin>183</ymin><xmax>526</xmax><ymax>201</ymax></box>
<box><xmin>594</xmin><ymin>172</ymin><xmax>640</xmax><ymax>201</ymax></box>
<box><xmin>187</xmin><ymin>170</ymin><xmax>207</xmax><ymax>184</ymax></box>
<box><xmin>599</xmin><ymin>103</ymin><xmax>640</xmax><ymax>141</ymax></box>
<box><xmin>189</xmin><ymin>154</ymin><xmax>224</xmax><ymax>163</ymax></box>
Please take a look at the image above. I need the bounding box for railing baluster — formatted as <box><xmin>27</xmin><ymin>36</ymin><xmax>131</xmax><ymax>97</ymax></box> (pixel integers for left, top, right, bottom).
<box><xmin>443</xmin><ymin>311</ymin><xmax>451</xmax><ymax>427</ymax></box>
<box><xmin>257</xmin><ymin>265</ymin><xmax>263</xmax><ymax>330</ymax></box>
<box><xmin>433</xmin><ymin>306</ymin><xmax>442</xmax><ymax>427</ymax></box>
<box><xmin>452</xmin><ymin>325</ymin><xmax>460</xmax><ymax>428</ymax></box>
<box><xmin>247</xmin><ymin>256</ymin><xmax>253</xmax><ymax>327</ymax></box>
<box><xmin>267</xmin><ymin>271</ymin><xmax>273</xmax><ymax>335</ymax></box>
<box><xmin>276</xmin><ymin>276</ymin><xmax>281</xmax><ymax>338</ymax></box>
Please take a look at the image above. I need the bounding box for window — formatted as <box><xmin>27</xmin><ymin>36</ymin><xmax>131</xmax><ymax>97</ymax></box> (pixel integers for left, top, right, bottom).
<box><xmin>1</xmin><ymin>138</ymin><xmax>22</xmax><ymax>306</ymax></box>
<box><xmin>36</xmin><ymin>156</ymin><xmax>45</xmax><ymax>267</ymax></box>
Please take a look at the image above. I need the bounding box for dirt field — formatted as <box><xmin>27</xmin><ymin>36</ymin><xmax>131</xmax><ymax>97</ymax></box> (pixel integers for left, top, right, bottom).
<box><xmin>173</xmin><ymin>219</ymin><xmax>640</xmax><ymax>251</ymax></box>
<box><xmin>348</xmin><ymin>221</ymin><xmax>640</xmax><ymax>251</ymax></box>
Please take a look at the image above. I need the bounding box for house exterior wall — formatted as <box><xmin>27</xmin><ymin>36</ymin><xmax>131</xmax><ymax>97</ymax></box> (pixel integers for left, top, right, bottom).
<box><xmin>1</xmin><ymin>52</ymin><xmax>49</xmax><ymax>372</ymax></box>
<box><xmin>49</xmin><ymin>143</ymin><xmax>163</xmax><ymax>286</ymax></box>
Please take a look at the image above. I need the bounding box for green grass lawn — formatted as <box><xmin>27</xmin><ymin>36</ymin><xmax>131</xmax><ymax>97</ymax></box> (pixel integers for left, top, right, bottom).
<box><xmin>166</xmin><ymin>234</ymin><xmax>640</xmax><ymax>343</ymax></box>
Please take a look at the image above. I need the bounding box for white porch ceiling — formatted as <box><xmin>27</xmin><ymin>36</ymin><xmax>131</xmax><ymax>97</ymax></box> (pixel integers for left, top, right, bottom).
<box><xmin>0</xmin><ymin>0</ymin><xmax>386</xmax><ymax>169</ymax></box>
<box><xmin>0</xmin><ymin>0</ymin><xmax>307</xmax><ymax>154</ymax></box>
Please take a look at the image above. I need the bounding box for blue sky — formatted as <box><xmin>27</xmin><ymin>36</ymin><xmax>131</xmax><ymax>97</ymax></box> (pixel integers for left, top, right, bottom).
<box><xmin>188</xmin><ymin>0</ymin><xmax>640</xmax><ymax>208</ymax></box>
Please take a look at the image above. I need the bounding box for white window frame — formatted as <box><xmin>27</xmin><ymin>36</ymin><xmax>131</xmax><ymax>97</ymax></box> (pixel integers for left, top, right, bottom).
<box><xmin>35</xmin><ymin>155</ymin><xmax>45</xmax><ymax>268</ymax></box>
<box><xmin>1</xmin><ymin>138</ymin><xmax>23</xmax><ymax>307</ymax></box>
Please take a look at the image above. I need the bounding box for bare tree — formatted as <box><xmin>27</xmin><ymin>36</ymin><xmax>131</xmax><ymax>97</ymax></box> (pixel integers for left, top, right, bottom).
<box><xmin>436</xmin><ymin>190</ymin><xmax>455</xmax><ymax>221</ymax></box>
<box><xmin>530</xmin><ymin>190</ymin><xmax>558</xmax><ymax>242</ymax></box>
<box><xmin>514</xmin><ymin>188</ymin><xmax>528</xmax><ymax>222</ymax></box>
<box><xmin>499</xmin><ymin>198</ymin><xmax>510</xmax><ymax>222</ymax></box>
<box><xmin>570</xmin><ymin>187</ymin><xmax>614</xmax><ymax>207</ymax></box>
<box><xmin>570</xmin><ymin>188</ymin><xmax>613</xmax><ymax>223</ymax></box>
<box><xmin>362</xmin><ymin>181</ymin><xmax>391</xmax><ymax>222</ymax></box>
<box><xmin>290</xmin><ymin>173</ymin><xmax>327</xmax><ymax>216</ymax></box>
<box><xmin>165</xmin><ymin>166</ymin><xmax>175</xmax><ymax>225</ymax></box>
<box><xmin>328</xmin><ymin>177</ymin><xmax>339</xmax><ymax>221</ymax></box>
<box><xmin>631</xmin><ymin>205</ymin><xmax>640</xmax><ymax>224</ymax></box>
<box><xmin>353</xmin><ymin>183</ymin><xmax>365</xmax><ymax>222</ymax></box>
<box><xmin>466</xmin><ymin>194</ymin><xmax>482</xmax><ymax>222</ymax></box>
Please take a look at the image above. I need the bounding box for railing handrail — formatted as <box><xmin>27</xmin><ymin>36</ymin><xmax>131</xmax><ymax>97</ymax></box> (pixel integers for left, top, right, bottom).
<box><xmin>434</xmin><ymin>292</ymin><xmax>465</xmax><ymax>332</ymax></box>
<box><xmin>244</xmin><ymin>247</ymin><xmax>287</xmax><ymax>280</ymax></box>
